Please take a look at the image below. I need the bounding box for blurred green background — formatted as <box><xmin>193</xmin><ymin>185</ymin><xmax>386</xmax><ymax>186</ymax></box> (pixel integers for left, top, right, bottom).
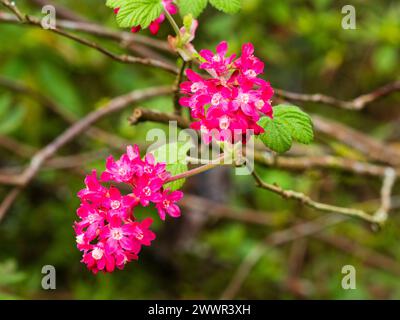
<box><xmin>0</xmin><ymin>0</ymin><xmax>399</xmax><ymax>299</ymax></box>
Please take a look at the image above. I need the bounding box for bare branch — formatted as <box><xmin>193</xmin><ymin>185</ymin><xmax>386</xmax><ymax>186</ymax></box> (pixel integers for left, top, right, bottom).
<box><xmin>0</xmin><ymin>76</ymin><xmax>133</xmax><ymax>149</ymax></box>
<box><xmin>254</xmin><ymin>152</ymin><xmax>400</xmax><ymax>177</ymax></box>
<box><xmin>1</xmin><ymin>0</ymin><xmax>24</xmax><ymax>21</ymax></box>
<box><xmin>312</xmin><ymin>115</ymin><xmax>400</xmax><ymax>166</ymax></box>
<box><xmin>0</xmin><ymin>11</ymin><xmax>171</xmax><ymax>53</ymax></box>
<box><xmin>0</xmin><ymin>86</ymin><xmax>173</xmax><ymax>220</ymax></box>
<box><xmin>251</xmin><ymin>169</ymin><xmax>396</xmax><ymax>226</ymax></box>
<box><xmin>28</xmin><ymin>0</ymin><xmax>89</xmax><ymax>22</ymax></box>
<box><xmin>275</xmin><ymin>80</ymin><xmax>400</xmax><ymax>110</ymax></box>
<box><xmin>129</xmin><ymin>107</ymin><xmax>190</xmax><ymax>128</ymax></box>
<box><xmin>0</xmin><ymin>5</ymin><xmax>178</xmax><ymax>74</ymax></box>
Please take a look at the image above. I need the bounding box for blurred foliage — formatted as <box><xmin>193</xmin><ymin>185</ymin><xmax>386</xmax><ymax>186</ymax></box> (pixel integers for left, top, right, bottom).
<box><xmin>0</xmin><ymin>0</ymin><xmax>399</xmax><ymax>299</ymax></box>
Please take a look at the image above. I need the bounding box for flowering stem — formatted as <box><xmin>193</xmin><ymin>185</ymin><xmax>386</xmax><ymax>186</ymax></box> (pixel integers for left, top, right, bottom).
<box><xmin>167</xmin><ymin>154</ymin><xmax>227</xmax><ymax>183</ymax></box>
<box><xmin>163</xmin><ymin>6</ymin><xmax>181</xmax><ymax>36</ymax></box>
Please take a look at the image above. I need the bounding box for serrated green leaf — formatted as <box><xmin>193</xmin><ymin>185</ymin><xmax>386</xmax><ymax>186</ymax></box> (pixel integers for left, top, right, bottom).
<box><xmin>151</xmin><ymin>140</ymin><xmax>193</xmax><ymax>164</ymax></box>
<box><xmin>106</xmin><ymin>0</ymin><xmax>125</xmax><ymax>9</ymax></box>
<box><xmin>273</xmin><ymin>104</ymin><xmax>314</xmax><ymax>144</ymax></box>
<box><xmin>164</xmin><ymin>163</ymin><xmax>188</xmax><ymax>191</ymax></box>
<box><xmin>209</xmin><ymin>0</ymin><xmax>241</xmax><ymax>14</ymax></box>
<box><xmin>258</xmin><ymin>104</ymin><xmax>314</xmax><ymax>153</ymax></box>
<box><xmin>178</xmin><ymin>0</ymin><xmax>208</xmax><ymax>18</ymax></box>
<box><xmin>116</xmin><ymin>0</ymin><xmax>163</xmax><ymax>29</ymax></box>
<box><xmin>258</xmin><ymin>116</ymin><xmax>293</xmax><ymax>153</ymax></box>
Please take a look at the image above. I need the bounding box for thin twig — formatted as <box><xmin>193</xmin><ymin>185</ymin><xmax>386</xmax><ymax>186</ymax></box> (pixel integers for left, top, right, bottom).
<box><xmin>1</xmin><ymin>0</ymin><xmax>24</xmax><ymax>21</ymax></box>
<box><xmin>166</xmin><ymin>154</ymin><xmax>228</xmax><ymax>183</ymax></box>
<box><xmin>275</xmin><ymin>80</ymin><xmax>400</xmax><ymax>110</ymax></box>
<box><xmin>129</xmin><ymin>107</ymin><xmax>190</xmax><ymax>128</ymax></box>
<box><xmin>0</xmin><ymin>3</ymin><xmax>178</xmax><ymax>74</ymax></box>
<box><xmin>251</xmin><ymin>169</ymin><xmax>396</xmax><ymax>225</ymax></box>
<box><xmin>0</xmin><ymin>11</ymin><xmax>171</xmax><ymax>53</ymax></box>
<box><xmin>254</xmin><ymin>152</ymin><xmax>400</xmax><ymax>177</ymax></box>
<box><xmin>312</xmin><ymin>115</ymin><xmax>400</xmax><ymax>166</ymax></box>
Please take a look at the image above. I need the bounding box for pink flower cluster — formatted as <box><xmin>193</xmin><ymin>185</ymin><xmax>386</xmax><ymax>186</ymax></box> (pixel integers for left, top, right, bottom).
<box><xmin>74</xmin><ymin>145</ymin><xmax>183</xmax><ymax>273</ymax></box>
<box><xmin>114</xmin><ymin>0</ymin><xmax>177</xmax><ymax>35</ymax></box>
<box><xmin>180</xmin><ymin>42</ymin><xmax>274</xmax><ymax>143</ymax></box>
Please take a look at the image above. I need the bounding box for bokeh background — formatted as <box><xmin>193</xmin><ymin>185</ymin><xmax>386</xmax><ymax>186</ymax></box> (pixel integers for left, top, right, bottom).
<box><xmin>0</xmin><ymin>0</ymin><xmax>399</xmax><ymax>299</ymax></box>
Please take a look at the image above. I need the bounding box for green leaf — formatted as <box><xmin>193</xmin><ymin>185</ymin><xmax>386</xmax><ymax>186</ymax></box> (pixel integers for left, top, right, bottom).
<box><xmin>209</xmin><ymin>0</ymin><xmax>241</xmax><ymax>14</ymax></box>
<box><xmin>164</xmin><ymin>163</ymin><xmax>188</xmax><ymax>191</ymax></box>
<box><xmin>273</xmin><ymin>104</ymin><xmax>314</xmax><ymax>144</ymax></box>
<box><xmin>116</xmin><ymin>0</ymin><xmax>163</xmax><ymax>29</ymax></box>
<box><xmin>178</xmin><ymin>0</ymin><xmax>208</xmax><ymax>18</ymax></box>
<box><xmin>258</xmin><ymin>104</ymin><xmax>314</xmax><ymax>153</ymax></box>
<box><xmin>151</xmin><ymin>140</ymin><xmax>193</xmax><ymax>164</ymax></box>
<box><xmin>258</xmin><ymin>116</ymin><xmax>293</xmax><ymax>153</ymax></box>
<box><xmin>105</xmin><ymin>0</ymin><xmax>125</xmax><ymax>8</ymax></box>
<box><xmin>151</xmin><ymin>141</ymin><xmax>193</xmax><ymax>191</ymax></box>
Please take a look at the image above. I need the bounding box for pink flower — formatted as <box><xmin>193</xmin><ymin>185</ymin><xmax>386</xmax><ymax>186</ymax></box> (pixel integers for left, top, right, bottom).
<box><xmin>180</xmin><ymin>42</ymin><xmax>274</xmax><ymax>144</ymax></box>
<box><xmin>141</xmin><ymin>153</ymin><xmax>169</xmax><ymax>181</ymax></box>
<box><xmin>126</xmin><ymin>144</ymin><xmax>140</xmax><ymax>161</ymax></box>
<box><xmin>101</xmin><ymin>153</ymin><xmax>138</xmax><ymax>183</ymax></box>
<box><xmin>100</xmin><ymin>216</ymin><xmax>141</xmax><ymax>255</ymax></box>
<box><xmin>199</xmin><ymin>41</ymin><xmax>236</xmax><ymax>77</ymax></box>
<box><xmin>162</xmin><ymin>0</ymin><xmax>177</xmax><ymax>15</ymax></box>
<box><xmin>74</xmin><ymin>204</ymin><xmax>105</xmax><ymax>245</ymax></box>
<box><xmin>77</xmin><ymin>170</ymin><xmax>107</xmax><ymax>204</ymax></box>
<box><xmin>130</xmin><ymin>218</ymin><xmax>156</xmax><ymax>247</ymax></box>
<box><xmin>133</xmin><ymin>176</ymin><xmax>164</xmax><ymax>207</ymax></box>
<box><xmin>155</xmin><ymin>189</ymin><xmax>184</xmax><ymax>220</ymax></box>
<box><xmin>82</xmin><ymin>242</ymin><xmax>120</xmax><ymax>274</ymax></box>
<box><xmin>74</xmin><ymin>145</ymin><xmax>184</xmax><ymax>273</ymax></box>
<box><xmin>103</xmin><ymin>186</ymin><xmax>138</xmax><ymax>220</ymax></box>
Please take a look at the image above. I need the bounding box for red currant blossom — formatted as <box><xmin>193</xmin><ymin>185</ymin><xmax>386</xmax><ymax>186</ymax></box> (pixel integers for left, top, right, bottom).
<box><xmin>155</xmin><ymin>189</ymin><xmax>184</xmax><ymax>220</ymax></box>
<box><xmin>180</xmin><ymin>42</ymin><xmax>274</xmax><ymax>144</ymax></box>
<box><xmin>74</xmin><ymin>145</ymin><xmax>184</xmax><ymax>274</ymax></box>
